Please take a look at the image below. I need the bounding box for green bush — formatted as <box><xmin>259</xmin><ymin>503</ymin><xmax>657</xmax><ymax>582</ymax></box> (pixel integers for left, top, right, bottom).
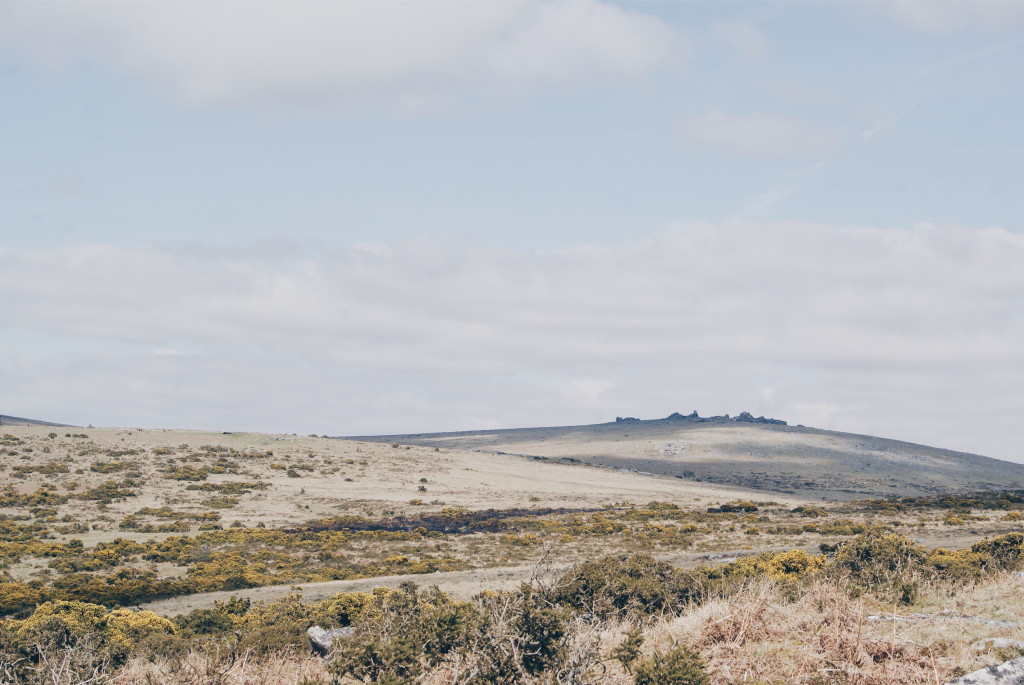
<box><xmin>456</xmin><ymin>586</ymin><xmax>570</xmax><ymax>685</ymax></box>
<box><xmin>927</xmin><ymin>548</ymin><xmax>990</xmax><ymax>583</ymax></box>
<box><xmin>0</xmin><ymin>581</ymin><xmax>45</xmax><ymax>617</ymax></box>
<box><xmin>310</xmin><ymin>591</ymin><xmax>376</xmax><ymax>628</ymax></box>
<box><xmin>971</xmin><ymin>532</ymin><xmax>1024</xmax><ymax>570</ymax></box>
<box><xmin>633</xmin><ymin>645</ymin><xmax>710</xmax><ymax>685</ymax></box>
<box><xmin>829</xmin><ymin>532</ymin><xmax>926</xmax><ymax>586</ymax></box>
<box><xmin>552</xmin><ymin>553</ymin><xmax>703</xmax><ymax>618</ymax></box>
<box><xmin>13</xmin><ymin>600</ymin><xmax>175</xmax><ymax>666</ymax></box>
<box><xmin>827</xmin><ymin>531</ymin><xmax>929</xmax><ymax>603</ymax></box>
<box><xmin>707</xmin><ymin>500</ymin><xmax>758</xmax><ymax>514</ymax></box>
<box><xmin>328</xmin><ymin>583</ymin><xmax>478</xmax><ymax>685</ymax></box>
<box><xmin>78</xmin><ymin>478</ymin><xmax>139</xmax><ymax>502</ymax></box>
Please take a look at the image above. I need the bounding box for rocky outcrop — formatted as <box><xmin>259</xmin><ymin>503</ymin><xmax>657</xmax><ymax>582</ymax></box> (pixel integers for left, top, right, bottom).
<box><xmin>735</xmin><ymin>411</ymin><xmax>787</xmax><ymax>425</ymax></box>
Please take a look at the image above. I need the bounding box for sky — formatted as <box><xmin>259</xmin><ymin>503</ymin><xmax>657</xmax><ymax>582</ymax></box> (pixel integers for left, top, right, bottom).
<box><xmin>1</xmin><ymin>1</ymin><xmax>1022</xmax><ymax>461</ymax></box>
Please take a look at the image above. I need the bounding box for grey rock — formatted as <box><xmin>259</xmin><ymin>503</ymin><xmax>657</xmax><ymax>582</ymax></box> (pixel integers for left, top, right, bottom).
<box><xmin>961</xmin><ymin>617</ymin><xmax>1020</xmax><ymax>628</ymax></box>
<box><xmin>972</xmin><ymin>639</ymin><xmax>1024</xmax><ymax>652</ymax></box>
<box><xmin>307</xmin><ymin>625</ymin><xmax>354</xmax><ymax>656</ymax></box>
<box><xmin>866</xmin><ymin>613</ymin><xmax>1019</xmax><ymax>628</ymax></box>
<box><xmin>945</xmin><ymin>656</ymin><xmax>1024</xmax><ymax>684</ymax></box>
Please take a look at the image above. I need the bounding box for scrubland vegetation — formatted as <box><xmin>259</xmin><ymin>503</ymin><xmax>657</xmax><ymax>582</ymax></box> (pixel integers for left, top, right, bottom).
<box><xmin>3</xmin><ymin>427</ymin><xmax>1024</xmax><ymax>683</ymax></box>
<box><xmin>5</xmin><ymin>530</ymin><xmax>1024</xmax><ymax>684</ymax></box>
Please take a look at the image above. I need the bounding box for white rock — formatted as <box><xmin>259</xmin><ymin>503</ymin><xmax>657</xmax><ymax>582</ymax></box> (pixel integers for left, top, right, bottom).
<box><xmin>307</xmin><ymin>625</ymin><xmax>355</xmax><ymax>655</ymax></box>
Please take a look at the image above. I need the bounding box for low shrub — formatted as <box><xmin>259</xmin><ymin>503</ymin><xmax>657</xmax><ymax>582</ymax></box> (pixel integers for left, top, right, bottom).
<box><xmin>632</xmin><ymin>645</ymin><xmax>710</xmax><ymax>685</ymax></box>
<box><xmin>707</xmin><ymin>500</ymin><xmax>758</xmax><ymax>514</ymax></box>
<box><xmin>717</xmin><ymin>549</ymin><xmax>826</xmax><ymax>582</ymax></box>
<box><xmin>926</xmin><ymin>548</ymin><xmax>990</xmax><ymax>583</ymax></box>
<box><xmin>829</xmin><ymin>531</ymin><xmax>926</xmax><ymax>586</ymax></box>
<box><xmin>328</xmin><ymin>583</ymin><xmax>479</xmax><ymax>685</ymax></box>
<box><xmin>552</xmin><ymin>553</ymin><xmax>704</xmax><ymax>618</ymax></box>
<box><xmin>971</xmin><ymin>532</ymin><xmax>1024</xmax><ymax>570</ymax></box>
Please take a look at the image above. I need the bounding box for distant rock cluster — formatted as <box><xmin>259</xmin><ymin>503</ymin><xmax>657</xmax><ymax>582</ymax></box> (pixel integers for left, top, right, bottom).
<box><xmin>615</xmin><ymin>411</ymin><xmax>787</xmax><ymax>426</ymax></box>
<box><xmin>733</xmin><ymin>411</ymin><xmax>787</xmax><ymax>425</ymax></box>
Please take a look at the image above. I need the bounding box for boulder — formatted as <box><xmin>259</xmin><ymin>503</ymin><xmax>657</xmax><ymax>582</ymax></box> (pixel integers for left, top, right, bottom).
<box><xmin>307</xmin><ymin>625</ymin><xmax>355</xmax><ymax>656</ymax></box>
<box><xmin>945</xmin><ymin>656</ymin><xmax>1024</xmax><ymax>684</ymax></box>
<box><xmin>972</xmin><ymin>638</ymin><xmax>1024</xmax><ymax>652</ymax></box>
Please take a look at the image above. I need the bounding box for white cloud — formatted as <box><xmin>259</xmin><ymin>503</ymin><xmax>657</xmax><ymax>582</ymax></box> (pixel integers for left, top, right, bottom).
<box><xmin>1</xmin><ymin>222</ymin><xmax>1023</xmax><ymax>460</ymax></box>
<box><xmin>679</xmin><ymin>113</ymin><xmax>837</xmax><ymax>157</ymax></box>
<box><xmin>877</xmin><ymin>0</ymin><xmax>1024</xmax><ymax>33</ymax></box>
<box><xmin>0</xmin><ymin>1</ymin><xmax>678</xmax><ymax>110</ymax></box>
<box><xmin>713</xmin><ymin>20</ymin><xmax>767</xmax><ymax>62</ymax></box>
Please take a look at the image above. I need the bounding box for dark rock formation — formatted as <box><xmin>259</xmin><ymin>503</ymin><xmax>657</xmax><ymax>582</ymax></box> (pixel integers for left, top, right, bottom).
<box><xmin>735</xmin><ymin>411</ymin><xmax>786</xmax><ymax>425</ymax></box>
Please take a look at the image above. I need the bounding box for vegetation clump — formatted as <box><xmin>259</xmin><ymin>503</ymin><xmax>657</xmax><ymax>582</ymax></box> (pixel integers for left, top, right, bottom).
<box><xmin>552</xmin><ymin>553</ymin><xmax>704</xmax><ymax>618</ymax></box>
<box><xmin>632</xmin><ymin>645</ymin><xmax>710</xmax><ymax>685</ymax></box>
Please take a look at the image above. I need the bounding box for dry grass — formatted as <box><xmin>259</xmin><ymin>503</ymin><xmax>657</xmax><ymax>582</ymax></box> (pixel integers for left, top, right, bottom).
<box><xmin>112</xmin><ymin>648</ymin><xmax>328</xmax><ymax>685</ymax></box>
<box><xmin>0</xmin><ymin>425</ymin><xmax>772</xmax><ymax>548</ymax></box>
<box><xmin>640</xmin><ymin>574</ymin><xmax>1024</xmax><ymax>684</ymax></box>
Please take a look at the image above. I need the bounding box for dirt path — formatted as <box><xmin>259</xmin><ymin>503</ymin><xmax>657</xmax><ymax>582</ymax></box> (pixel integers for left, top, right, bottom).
<box><xmin>137</xmin><ymin>544</ymin><xmax>821</xmax><ymax>617</ymax></box>
<box><xmin>138</xmin><ymin>564</ymin><xmax>548</xmax><ymax>616</ymax></box>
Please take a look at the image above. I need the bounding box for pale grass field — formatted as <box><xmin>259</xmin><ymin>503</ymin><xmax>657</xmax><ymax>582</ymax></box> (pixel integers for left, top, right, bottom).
<box><xmin>1</xmin><ymin>425</ymin><xmax>793</xmax><ymax>547</ymax></box>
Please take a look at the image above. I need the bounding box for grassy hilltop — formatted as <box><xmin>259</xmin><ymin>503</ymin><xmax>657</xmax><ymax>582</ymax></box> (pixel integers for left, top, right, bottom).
<box><xmin>351</xmin><ymin>413</ymin><xmax>1024</xmax><ymax>500</ymax></box>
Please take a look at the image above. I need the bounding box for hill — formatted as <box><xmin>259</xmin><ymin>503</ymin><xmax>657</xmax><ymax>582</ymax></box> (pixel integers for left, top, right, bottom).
<box><xmin>0</xmin><ymin>424</ymin><xmax>790</xmax><ymax>548</ymax></box>
<box><xmin>344</xmin><ymin>413</ymin><xmax>1024</xmax><ymax>500</ymax></box>
<box><xmin>0</xmin><ymin>413</ymin><xmax>71</xmax><ymax>427</ymax></box>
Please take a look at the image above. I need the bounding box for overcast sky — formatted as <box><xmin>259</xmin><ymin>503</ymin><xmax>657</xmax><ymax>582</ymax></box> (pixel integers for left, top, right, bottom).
<box><xmin>1</xmin><ymin>1</ymin><xmax>1022</xmax><ymax>461</ymax></box>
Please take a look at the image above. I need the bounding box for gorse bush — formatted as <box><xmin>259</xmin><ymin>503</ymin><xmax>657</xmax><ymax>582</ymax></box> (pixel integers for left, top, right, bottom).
<box><xmin>0</xmin><ymin>581</ymin><xmax>45</xmax><ymax>617</ymax></box>
<box><xmin>705</xmin><ymin>499</ymin><xmax>760</xmax><ymax>514</ymax></box>
<box><xmin>0</xmin><ymin>485</ymin><xmax>69</xmax><ymax>508</ymax></box>
<box><xmin>632</xmin><ymin>645</ymin><xmax>710</xmax><ymax>685</ymax></box>
<box><xmin>3</xmin><ymin>530</ymin><xmax>1024</xmax><ymax>684</ymax></box>
<box><xmin>970</xmin><ymin>532</ymin><xmax>1024</xmax><ymax>570</ymax></box>
<box><xmin>829</xmin><ymin>531</ymin><xmax>927</xmax><ymax>587</ymax></box>
<box><xmin>716</xmin><ymin>549</ymin><xmax>826</xmax><ymax>582</ymax></box>
<box><xmin>2</xmin><ymin>600</ymin><xmax>176</xmax><ymax>682</ymax></box>
<box><xmin>328</xmin><ymin>583</ymin><xmax>480</xmax><ymax>685</ymax></box>
<box><xmin>466</xmin><ymin>585</ymin><xmax>570</xmax><ymax>682</ymax></box>
<box><xmin>551</xmin><ymin>553</ymin><xmax>705</xmax><ymax>618</ymax></box>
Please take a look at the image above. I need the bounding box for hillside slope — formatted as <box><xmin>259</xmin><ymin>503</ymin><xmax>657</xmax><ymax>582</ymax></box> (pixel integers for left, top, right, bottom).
<box><xmin>0</xmin><ymin>414</ymin><xmax>71</xmax><ymax>427</ymax></box>
<box><xmin>345</xmin><ymin>415</ymin><xmax>1024</xmax><ymax>500</ymax></box>
<box><xmin>0</xmin><ymin>425</ymin><xmax>793</xmax><ymax>551</ymax></box>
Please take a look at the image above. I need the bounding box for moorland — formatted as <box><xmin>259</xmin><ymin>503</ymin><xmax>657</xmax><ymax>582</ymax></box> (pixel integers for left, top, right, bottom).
<box><xmin>1</xmin><ymin>415</ymin><xmax>1024</xmax><ymax>684</ymax></box>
